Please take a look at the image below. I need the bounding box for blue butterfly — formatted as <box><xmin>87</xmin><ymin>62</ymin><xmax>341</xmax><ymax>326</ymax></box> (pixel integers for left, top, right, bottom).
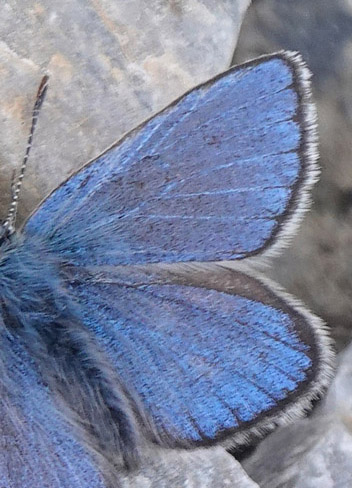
<box><xmin>0</xmin><ymin>51</ymin><xmax>333</xmax><ymax>486</ymax></box>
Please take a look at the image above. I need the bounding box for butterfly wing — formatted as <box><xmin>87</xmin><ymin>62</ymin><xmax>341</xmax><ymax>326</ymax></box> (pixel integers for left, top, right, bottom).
<box><xmin>21</xmin><ymin>52</ymin><xmax>332</xmax><ymax>450</ymax></box>
<box><xmin>65</xmin><ymin>263</ymin><xmax>331</xmax><ymax>448</ymax></box>
<box><xmin>0</xmin><ymin>330</ymin><xmax>106</xmax><ymax>487</ymax></box>
<box><xmin>24</xmin><ymin>51</ymin><xmax>317</xmax><ymax>265</ymax></box>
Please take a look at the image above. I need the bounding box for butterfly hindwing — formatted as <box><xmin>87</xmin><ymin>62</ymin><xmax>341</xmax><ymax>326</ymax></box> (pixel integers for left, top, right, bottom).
<box><xmin>65</xmin><ymin>263</ymin><xmax>331</xmax><ymax>448</ymax></box>
<box><xmin>24</xmin><ymin>52</ymin><xmax>317</xmax><ymax>266</ymax></box>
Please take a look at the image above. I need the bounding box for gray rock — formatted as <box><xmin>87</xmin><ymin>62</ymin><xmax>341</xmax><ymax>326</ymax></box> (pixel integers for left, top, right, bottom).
<box><xmin>242</xmin><ymin>342</ymin><xmax>352</xmax><ymax>488</ymax></box>
<box><xmin>0</xmin><ymin>0</ymin><xmax>250</xmax><ymax>225</ymax></box>
<box><xmin>120</xmin><ymin>447</ymin><xmax>259</xmax><ymax>488</ymax></box>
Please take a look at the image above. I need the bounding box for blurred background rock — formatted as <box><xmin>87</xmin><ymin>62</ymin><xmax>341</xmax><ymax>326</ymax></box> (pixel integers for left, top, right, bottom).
<box><xmin>234</xmin><ymin>1</ymin><xmax>352</xmax><ymax>486</ymax></box>
<box><xmin>234</xmin><ymin>0</ymin><xmax>352</xmax><ymax>351</ymax></box>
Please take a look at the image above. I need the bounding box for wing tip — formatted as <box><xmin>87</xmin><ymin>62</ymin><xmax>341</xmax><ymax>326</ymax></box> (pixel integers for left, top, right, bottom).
<box><xmin>246</xmin><ymin>49</ymin><xmax>320</xmax><ymax>264</ymax></box>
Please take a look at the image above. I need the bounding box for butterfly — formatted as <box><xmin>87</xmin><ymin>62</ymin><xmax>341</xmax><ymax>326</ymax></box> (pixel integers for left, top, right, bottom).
<box><xmin>0</xmin><ymin>51</ymin><xmax>333</xmax><ymax>486</ymax></box>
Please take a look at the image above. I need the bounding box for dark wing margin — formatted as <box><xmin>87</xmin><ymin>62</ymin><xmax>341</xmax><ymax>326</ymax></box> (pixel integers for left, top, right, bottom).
<box><xmin>24</xmin><ymin>51</ymin><xmax>318</xmax><ymax>265</ymax></box>
<box><xmin>65</xmin><ymin>262</ymin><xmax>333</xmax><ymax>450</ymax></box>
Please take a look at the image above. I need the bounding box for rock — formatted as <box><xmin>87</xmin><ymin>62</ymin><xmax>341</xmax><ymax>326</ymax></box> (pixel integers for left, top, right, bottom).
<box><xmin>241</xmin><ymin>342</ymin><xmax>352</xmax><ymax>488</ymax></box>
<box><xmin>120</xmin><ymin>447</ymin><xmax>259</xmax><ymax>488</ymax></box>
<box><xmin>0</xmin><ymin>0</ymin><xmax>250</xmax><ymax>225</ymax></box>
<box><xmin>233</xmin><ymin>0</ymin><xmax>352</xmax><ymax>350</ymax></box>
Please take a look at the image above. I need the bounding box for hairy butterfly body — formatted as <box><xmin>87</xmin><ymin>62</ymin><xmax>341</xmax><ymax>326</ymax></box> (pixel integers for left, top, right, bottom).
<box><xmin>0</xmin><ymin>52</ymin><xmax>333</xmax><ymax>486</ymax></box>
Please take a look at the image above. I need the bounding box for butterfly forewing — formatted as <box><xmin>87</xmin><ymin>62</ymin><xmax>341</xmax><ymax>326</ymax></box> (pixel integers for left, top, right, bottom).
<box><xmin>25</xmin><ymin>52</ymin><xmax>317</xmax><ymax>266</ymax></box>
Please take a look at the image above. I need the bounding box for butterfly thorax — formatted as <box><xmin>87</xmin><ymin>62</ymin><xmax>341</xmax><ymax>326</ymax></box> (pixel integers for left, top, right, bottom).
<box><xmin>0</xmin><ymin>234</ymin><xmax>67</xmax><ymax>331</ymax></box>
<box><xmin>0</xmin><ymin>222</ymin><xmax>14</xmax><ymax>249</ymax></box>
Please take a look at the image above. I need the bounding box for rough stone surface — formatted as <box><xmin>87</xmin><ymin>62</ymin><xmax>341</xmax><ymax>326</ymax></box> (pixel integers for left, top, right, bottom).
<box><xmin>242</xmin><ymin>342</ymin><xmax>352</xmax><ymax>488</ymax></box>
<box><xmin>0</xmin><ymin>0</ymin><xmax>250</xmax><ymax>225</ymax></box>
<box><xmin>120</xmin><ymin>447</ymin><xmax>259</xmax><ymax>488</ymax></box>
<box><xmin>234</xmin><ymin>0</ymin><xmax>352</xmax><ymax>350</ymax></box>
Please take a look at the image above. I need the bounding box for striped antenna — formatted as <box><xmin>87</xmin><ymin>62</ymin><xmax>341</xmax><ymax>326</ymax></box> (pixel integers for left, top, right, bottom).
<box><xmin>3</xmin><ymin>75</ymin><xmax>49</xmax><ymax>235</ymax></box>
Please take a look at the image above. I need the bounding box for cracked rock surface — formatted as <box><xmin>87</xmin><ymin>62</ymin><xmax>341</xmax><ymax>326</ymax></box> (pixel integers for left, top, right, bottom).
<box><xmin>0</xmin><ymin>0</ymin><xmax>249</xmax><ymax>225</ymax></box>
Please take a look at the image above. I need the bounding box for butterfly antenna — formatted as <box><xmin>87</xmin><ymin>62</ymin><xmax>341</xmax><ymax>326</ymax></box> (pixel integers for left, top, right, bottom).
<box><xmin>2</xmin><ymin>75</ymin><xmax>49</xmax><ymax>235</ymax></box>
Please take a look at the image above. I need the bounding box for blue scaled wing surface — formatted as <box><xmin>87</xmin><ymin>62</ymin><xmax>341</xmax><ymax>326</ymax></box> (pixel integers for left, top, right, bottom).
<box><xmin>0</xmin><ymin>330</ymin><xmax>106</xmax><ymax>487</ymax></box>
<box><xmin>24</xmin><ymin>52</ymin><xmax>332</xmax><ymax>448</ymax></box>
